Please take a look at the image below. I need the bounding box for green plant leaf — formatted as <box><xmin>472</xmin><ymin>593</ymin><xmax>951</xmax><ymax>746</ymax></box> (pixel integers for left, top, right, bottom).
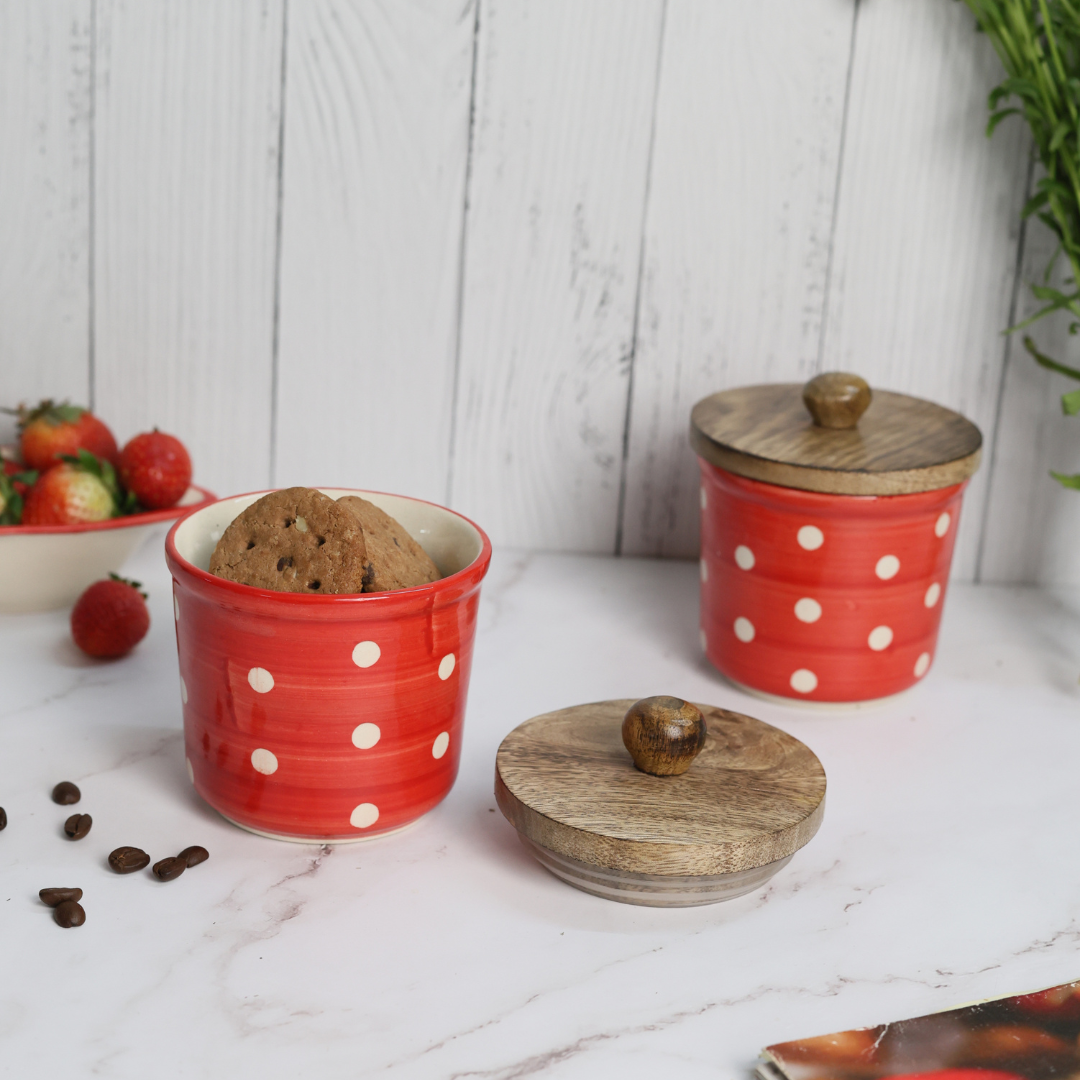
<box><xmin>1025</xmin><ymin>334</ymin><xmax>1080</xmax><ymax>379</ymax></box>
<box><xmin>1051</xmin><ymin>469</ymin><xmax>1080</xmax><ymax>488</ymax></box>
<box><xmin>988</xmin><ymin>106</ymin><xmax>1021</xmax><ymax>135</ymax></box>
<box><xmin>1063</xmin><ymin>387</ymin><xmax>1080</xmax><ymax>412</ymax></box>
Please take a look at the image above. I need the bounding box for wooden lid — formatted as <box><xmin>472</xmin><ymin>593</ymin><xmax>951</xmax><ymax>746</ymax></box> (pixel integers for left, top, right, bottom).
<box><xmin>690</xmin><ymin>373</ymin><xmax>982</xmax><ymax>496</ymax></box>
<box><xmin>494</xmin><ymin>700</ymin><xmax>826</xmax><ymax>877</ymax></box>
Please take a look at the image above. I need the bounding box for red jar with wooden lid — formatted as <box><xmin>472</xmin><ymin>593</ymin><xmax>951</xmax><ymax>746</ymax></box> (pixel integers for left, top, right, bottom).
<box><xmin>690</xmin><ymin>373</ymin><xmax>981</xmax><ymax>705</ymax></box>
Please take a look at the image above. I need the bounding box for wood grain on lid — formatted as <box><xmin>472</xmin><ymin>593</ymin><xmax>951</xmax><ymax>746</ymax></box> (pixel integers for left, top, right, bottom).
<box><xmin>690</xmin><ymin>384</ymin><xmax>982</xmax><ymax>495</ymax></box>
<box><xmin>495</xmin><ymin>701</ymin><xmax>826</xmax><ymax>877</ymax></box>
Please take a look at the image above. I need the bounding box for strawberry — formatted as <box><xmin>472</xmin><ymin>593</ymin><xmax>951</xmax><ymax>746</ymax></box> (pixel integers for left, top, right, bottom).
<box><xmin>0</xmin><ymin>463</ymin><xmax>39</xmax><ymax>525</ymax></box>
<box><xmin>71</xmin><ymin>575</ymin><xmax>150</xmax><ymax>658</ymax></box>
<box><xmin>10</xmin><ymin>400</ymin><xmax>118</xmax><ymax>471</ymax></box>
<box><xmin>118</xmin><ymin>430</ymin><xmax>192</xmax><ymax>510</ymax></box>
<box><xmin>22</xmin><ymin>450</ymin><xmax>120</xmax><ymax>525</ymax></box>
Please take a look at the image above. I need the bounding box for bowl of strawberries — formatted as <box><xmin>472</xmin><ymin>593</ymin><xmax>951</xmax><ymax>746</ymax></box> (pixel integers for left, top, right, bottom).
<box><xmin>0</xmin><ymin>400</ymin><xmax>214</xmax><ymax>613</ymax></box>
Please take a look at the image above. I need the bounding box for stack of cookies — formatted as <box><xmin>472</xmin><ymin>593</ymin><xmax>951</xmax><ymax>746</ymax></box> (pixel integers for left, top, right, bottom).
<box><xmin>209</xmin><ymin>488</ymin><xmax>441</xmax><ymax>594</ymax></box>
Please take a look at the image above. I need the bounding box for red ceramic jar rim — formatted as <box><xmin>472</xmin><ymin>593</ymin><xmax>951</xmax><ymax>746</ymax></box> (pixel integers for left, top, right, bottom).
<box><xmin>165</xmin><ymin>487</ymin><xmax>492</xmax><ymax>606</ymax></box>
<box><xmin>0</xmin><ymin>483</ymin><xmax>217</xmax><ymax>535</ymax></box>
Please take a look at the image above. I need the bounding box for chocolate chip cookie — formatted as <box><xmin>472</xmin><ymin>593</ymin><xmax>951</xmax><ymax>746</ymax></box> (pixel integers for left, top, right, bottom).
<box><xmin>337</xmin><ymin>496</ymin><xmax>441</xmax><ymax>593</ymax></box>
<box><xmin>209</xmin><ymin>488</ymin><xmax>368</xmax><ymax>594</ymax></box>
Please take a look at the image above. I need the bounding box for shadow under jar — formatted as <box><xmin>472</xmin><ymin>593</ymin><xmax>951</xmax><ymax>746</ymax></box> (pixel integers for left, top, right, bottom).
<box><xmin>690</xmin><ymin>373</ymin><xmax>981</xmax><ymax>706</ymax></box>
<box><xmin>165</xmin><ymin>489</ymin><xmax>492</xmax><ymax>842</ymax></box>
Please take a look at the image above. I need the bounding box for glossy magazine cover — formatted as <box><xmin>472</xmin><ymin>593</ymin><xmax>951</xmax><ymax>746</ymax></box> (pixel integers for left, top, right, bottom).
<box><xmin>760</xmin><ymin>981</ymin><xmax>1080</xmax><ymax>1080</ymax></box>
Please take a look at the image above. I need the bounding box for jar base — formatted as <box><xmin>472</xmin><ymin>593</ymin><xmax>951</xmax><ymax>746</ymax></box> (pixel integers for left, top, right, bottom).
<box><xmin>217</xmin><ymin>811</ymin><xmax>422</xmax><ymax>845</ymax></box>
<box><xmin>723</xmin><ymin>674</ymin><xmax>914</xmax><ymax>711</ymax></box>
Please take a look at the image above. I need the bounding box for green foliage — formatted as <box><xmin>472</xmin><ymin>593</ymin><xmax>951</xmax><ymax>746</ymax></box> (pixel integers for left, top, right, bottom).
<box><xmin>964</xmin><ymin>0</ymin><xmax>1080</xmax><ymax>485</ymax></box>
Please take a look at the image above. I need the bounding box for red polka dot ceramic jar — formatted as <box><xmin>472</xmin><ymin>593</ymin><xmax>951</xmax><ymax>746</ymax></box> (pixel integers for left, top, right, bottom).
<box><xmin>691</xmin><ymin>374</ymin><xmax>981</xmax><ymax>705</ymax></box>
<box><xmin>165</xmin><ymin>489</ymin><xmax>491</xmax><ymax>841</ymax></box>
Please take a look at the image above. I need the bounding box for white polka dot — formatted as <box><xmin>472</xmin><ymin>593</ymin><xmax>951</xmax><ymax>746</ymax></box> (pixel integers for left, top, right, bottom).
<box><xmin>790</xmin><ymin>669</ymin><xmax>818</xmax><ymax>694</ymax></box>
<box><xmin>350</xmin><ymin>803</ymin><xmax>379</xmax><ymax>829</ymax></box>
<box><xmin>699</xmin><ymin>629</ymin><xmax>707</xmax><ymax>653</ymax></box>
<box><xmin>914</xmin><ymin>652</ymin><xmax>931</xmax><ymax>677</ymax></box>
<box><xmin>797</xmin><ymin>525</ymin><xmax>824</xmax><ymax>551</ymax></box>
<box><xmin>352</xmin><ymin>641</ymin><xmax>381</xmax><ymax>668</ymax></box>
<box><xmin>700</xmin><ymin>559</ymin><xmax>709</xmax><ymax>582</ymax></box>
<box><xmin>180</xmin><ymin>677</ymin><xmax>188</xmax><ymax>705</ymax></box>
<box><xmin>875</xmin><ymin>554</ymin><xmax>900</xmax><ymax>580</ymax></box>
<box><xmin>438</xmin><ymin>653</ymin><xmax>456</xmax><ymax>680</ymax></box>
<box><xmin>248</xmin><ymin>667</ymin><xmax>274</xmax><ymax>693</ymax></box>
<box><xmin>432</xmin><ymin>732</ymin><xmax>450</xmax><ymax>759</ymax></box>
<box><xmin>251</xmin><ymin>748</ymin><xmax>278</xmax><ymax>775</ymax></box>
<box><xmin>733</xmin><ymin>617</ymin><xmax>755</xmax><ymax>642</ymax></box>
<box><xmin>351</xmin><ymin>723</ymin><xmax>381</xmax><ymax>750</ymax></box>
<box><xmin>186</xmin><ymin>757</ymin><xmax>194</xmax><ymax>784</ymax></box>
<box><xmin>173</xmin><ymin>592</ymin><xmax>180</xmax><ymax>622</ymax></box>
<box><xmin>794</xmin><ymin>598</ymin><xmax>822</xmax><ymax>623</ymax></box>
<box><xmin>925</xmin><ymin>582</ymin><xmax>941</xmax><ymax>608</ymax></box>
<box><xmin>700</xmin><ymin>487</ymin><xmax>707</xmax><ymax>510</ymax></box>
<box><xmin>868</xmin><ymin>625</ymin><xmax>893</xmax><ymax>651</ymax></box>
<box><xmin>734</xmin><ymin>545</ymin><xmax>755</xmax><ymax>570</ymax></box>
<box><xmin>935</xmin><ymin>512</ymin><xmax>951</xmax><ymax>538</ymax></box>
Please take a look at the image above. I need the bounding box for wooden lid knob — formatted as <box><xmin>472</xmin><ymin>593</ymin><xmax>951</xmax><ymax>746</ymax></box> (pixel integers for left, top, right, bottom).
<box><xmin>802</xmin><ymin>372</ymin><xmax>872</xmax><ymax>429</ymax></box>
<box><xmin>621</xmin><ymin>696</ymin><xmax>707</xmax><ymax>777</ymax></box>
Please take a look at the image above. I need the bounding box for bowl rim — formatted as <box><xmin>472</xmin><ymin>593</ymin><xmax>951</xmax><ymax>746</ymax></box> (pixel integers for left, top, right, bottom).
<box><xmin>165</xmin><ymin>486</ymin><xmax>493</xmax><ymax>605</ymax></box>
<box><xmin>0</xmin><ymin>483</ymin><xmax>217</xmax><ymax>535</ymax></box>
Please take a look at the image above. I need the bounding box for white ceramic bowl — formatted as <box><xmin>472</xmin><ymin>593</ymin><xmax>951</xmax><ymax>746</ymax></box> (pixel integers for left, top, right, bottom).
<box><xmin>0</xmin><ymin>485</ymin><xmax>215</xmax><ymax>613</ymax></box>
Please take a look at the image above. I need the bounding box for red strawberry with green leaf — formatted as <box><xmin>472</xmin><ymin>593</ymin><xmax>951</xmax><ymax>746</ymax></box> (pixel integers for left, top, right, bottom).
<box><xmin>71</xmin><ymin>575</ymin><xmax>150</xmax><ymax>658</ymax></box>
<box><xmin>118</xmin><ymin>430</ymin><xmax>192</xmax><ymax>510</ymax></box>
<box><xmin>9</xmin><ymin>400</ymin><xmax>118</xmax><ymax>471</ymax></box>
<box><xmin>22</xmin><ymin>450</ymin><xmax>122</xmax><ymax>525</ymax></box>
<box><xmin>0</xmin><ymin>463</ymin><xmax>39</xmax><ymax>525</ymax></box>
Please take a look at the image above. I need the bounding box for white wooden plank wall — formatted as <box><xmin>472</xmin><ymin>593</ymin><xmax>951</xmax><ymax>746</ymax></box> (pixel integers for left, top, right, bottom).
<box><xmin>4</xmin><ymin>0</ymin><xmax>1079</xmax><ymax>583</ymax></box>
<box><xmin>275</xmin><ymin>0</ymin><xmax>475</xmax><ymax>505</ymax></box>
<box><xmin>0</xmin><ymin>0</ymin><xmax>91</xmax><ymax>443</ymax></box>
<box><xmin>451</xmin><ymin>0</ymin><xmax>664</xmax><ymax>550</ymax></box>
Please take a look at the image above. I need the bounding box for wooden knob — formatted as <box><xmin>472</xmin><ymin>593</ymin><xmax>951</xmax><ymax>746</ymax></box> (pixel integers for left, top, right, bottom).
<box><xmin>802</xmin><ymin>372</ymin><xmax>872</xmax><ymax>429</ymax></box>
<box><xmin>621</xmin><ymin>696</ymin><xmax>707</xmax><ymax>777</ymax></box>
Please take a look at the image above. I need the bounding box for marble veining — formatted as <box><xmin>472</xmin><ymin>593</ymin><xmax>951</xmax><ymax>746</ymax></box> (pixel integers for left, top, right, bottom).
<box><xmin>2</xmin><ymin>527</ymin><xmax>1080</xmax><ymax>1077</ymax></box>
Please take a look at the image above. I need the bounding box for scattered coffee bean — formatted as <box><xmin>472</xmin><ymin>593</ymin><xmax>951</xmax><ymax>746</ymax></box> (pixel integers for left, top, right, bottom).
<box><xmin>108</xmin><ymin>846</ymin><xmax>150</xmax><ymax>874</ymax></box>
<box><xmin>152</xmin><ymin>856</ymin><xmax>186</xmax><ymax>882</ymax></box>
<box><xmin>0</xmin><ymin>806</ymin><xmax>6</xmax><ymax>830</ymax></box>
<box><xmin>39</xmin><ymin>887</ymin><xmax>83</xmax><ymax>907</ymax></box>
<box><xmin>53</xmin><ymin>899</ymin><xmax>85</xmax><ymax>928</ymax></box>
<box><xmin>178</xmin><ymin>846</ymin><xmax>209</xmax><ymax>868</ymax></box>
<box><xmin>63</xmin><ymin>813</ymin><xmax>92</xmax><ymax>840</ymax></box>
<box><xmin>51</xmin><ymin>782</ymin><xmax>80</xmax><ymax>805</ymax></box>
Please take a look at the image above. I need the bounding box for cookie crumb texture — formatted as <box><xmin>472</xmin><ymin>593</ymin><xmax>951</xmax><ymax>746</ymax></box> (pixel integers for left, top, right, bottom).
<box><xmin>337</xmin><ymin>496</ymin><xmax>442</xmax><ymax>593</ymax></box>
<box><xmin>209</xmin><ymin>488</ymin><xmax>368</xmax><ymax>594</ymax></box>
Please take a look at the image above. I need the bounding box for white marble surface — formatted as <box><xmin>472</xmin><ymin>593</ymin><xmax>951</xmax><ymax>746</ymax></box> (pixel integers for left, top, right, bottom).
<box><xmin>3</xmin><ymin>532</ymin><xmax>1080</xmax><ymax>1078</ymax></box>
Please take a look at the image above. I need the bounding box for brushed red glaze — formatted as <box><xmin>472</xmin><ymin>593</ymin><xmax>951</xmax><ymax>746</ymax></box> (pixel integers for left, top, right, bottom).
<box><xmin>165</xmin><ymin>493</ymin><xmax>491</xmax><ymax>841</ymax></box>
<box><xmin>699</xmin><ymin>463</ymin><xmax>965</xmax><ymax>703</ymax></box>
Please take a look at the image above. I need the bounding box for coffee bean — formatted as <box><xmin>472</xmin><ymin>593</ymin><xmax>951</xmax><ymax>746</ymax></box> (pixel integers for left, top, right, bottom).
<box><xmin>152</xmin><ymin>856</ymin><xmax>186</xmax><ymax>882</ymax></box>
<box><xmin>108</xmin><ymin>846</ymin><xmax>150</xmax><ymax>874</ymax></box>
<box><xmin>178</xmin><ymin>845</ymin><xmax>209</xmax><ymax>868</ymax></box>
<box><xmin>0</xmin><ymin>806</ymin><xmax>6</xmax><ymax>830</ymax></box>
<box><xmin>39</xmin><ymin>887</ymin><xmax>83</xmax><ymax>907</ymax></box>
<box><xmin>53</xmin><ymin>899</ymin><xmax>85</xmax><ymax>928</ymax></box>
<box><xmin>51</xmin><ymin>782</ymin><xmax>80</xmax><ymax>805</ymax></box>
<box><xmin>64</xmin><ymin>813</ymin><xmax>92</xmax><ymax>840</ymax></box>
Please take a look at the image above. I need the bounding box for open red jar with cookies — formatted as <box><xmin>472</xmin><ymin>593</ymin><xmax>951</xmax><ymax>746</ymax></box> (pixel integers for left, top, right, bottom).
<box><xmin>165</xmin><ymin>488</ymin><xmax>491</xmax><ymax>841</ymax></box>
<box><xmin>691</xmin><ymin>374</ymin><xmax>981</xmax><ymax>705</ymax></box>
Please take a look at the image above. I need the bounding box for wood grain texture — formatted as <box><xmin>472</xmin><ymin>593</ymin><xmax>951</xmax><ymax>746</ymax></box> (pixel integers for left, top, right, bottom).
<box><xmin>93</xmin><ymin>0</ymin><xmax>284</xmax><ymax>498</ymax></box>
<box><xmin>0</xmin><ymin>0</ymin><xmax>91</xmax><ymax>444</ymax></box>
<box><xmin>979</xmin><ymin>217</ymin><xmax>1080</xmax><ymax>584</ymax></box>
<box><xmin>495</xmin><ymin>700</ymin><xmax>826</xmax><ymax>877</ymax></box>
<box><xmin>621</xmin><ymin>0</ymin><xmax>855</xmax><ymax>557</ymax></box>
<box><xmin>274</xmin><ymin>0</ymin><xmax>476</xmax><ymax>505</ymax></box>
<box><xmin>691</xmin><ymin>384</ymin><xmax>981</xmax><ymax>495</ymax></box>
<box><xmin>820</xmin><ymin>0</ymin><xmax>1030</xmax><ymax>579</ymax></box>
<box><xmin>450</xmin><ymin>0</ymin><xmax>664</xmax><ymax>550</ymax></box>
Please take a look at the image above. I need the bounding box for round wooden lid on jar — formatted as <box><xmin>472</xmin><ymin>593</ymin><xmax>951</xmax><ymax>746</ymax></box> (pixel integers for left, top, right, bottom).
<box><xmin>690</xmin><ymin>372</ymin><xmax>982</xmax><ymax>496</ymax></box>
<box><xmin>494</xmin><ymin>698</ymin><xmax>826</xmax><ymax>907</ymax></box>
